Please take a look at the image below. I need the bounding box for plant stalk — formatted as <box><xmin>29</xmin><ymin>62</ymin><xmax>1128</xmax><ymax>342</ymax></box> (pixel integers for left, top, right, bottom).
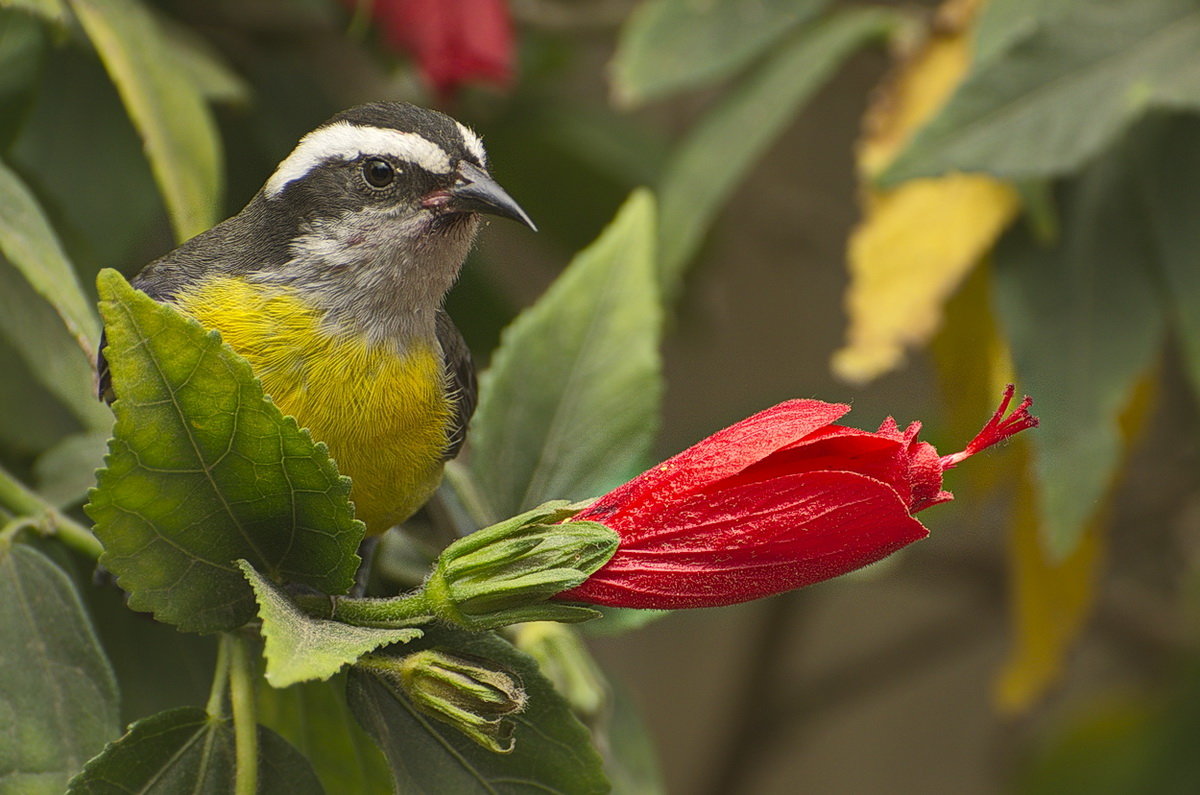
<box><xmin>228</xmin><ymin>634</ymin><xmax>258</xmax><ymax>795</ymax></box>
<box><xmin>0</xmin><ymin>464</ymin><xmax>103</xmax><ymax>559</ymax></box>
<box><xmin>294</xmin><ymin>590</ymin><xmax>436</xmax><ymax>627</ymax></box>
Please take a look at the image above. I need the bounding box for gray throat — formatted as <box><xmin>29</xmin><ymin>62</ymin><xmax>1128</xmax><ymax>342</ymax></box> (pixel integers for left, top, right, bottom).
<box><xmin>253</xmin><ymin>209</ymin><xmax>480</xmax><ymax>348</ymax></box>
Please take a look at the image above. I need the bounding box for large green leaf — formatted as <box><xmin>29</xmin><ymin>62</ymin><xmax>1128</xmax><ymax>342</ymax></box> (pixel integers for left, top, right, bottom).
<box><xmin>9</xmin><ymin>47</ymin><xmax>167</xmax><ymax>274</ymax></box>
<box><xmin>33</xmin><ymin>431</ymin><xmax>109</xmax><ymax>508</ymax></box>
<box><xmin>469</xmin><ymin>190</ymin><xmax>662</xmax><ymax>520</ymax></box>
<box><xmin>657</xmin><ymin>8</ymin><xmax>897</xmax><ymax>289</ymax></box>
<box><xmin>611</xmin><ymin>0</ymin><xmax>829</xmax><ymax>107</ymax></box>
<box><xmin>993</xmin><ymin>128</ymin><xmax>1166</xmax><ymax>558</ymax></box>
<box><xmin>0</xmin><ymin>157</ymin><xmax>100</xmax><ymax>359</ymax></box>
<box><xmin>68</xmin><ymin>0</ymin><xmax>221</xmax><ymax>240</ymax></box>
<box><xmin>1127</xmin><ymin>114</ymin><xmax>1200</xmax><ymax>398</ymax></box>
<box><xmin>86</xmin><ymin>270</ymin><xmax>363</xmax><ymax>633</ymax></box>
<box><xmin>883</xmin><ymin>0</ymin><xmax>1200</xmax><ymax>186</ymax></box>
<box><xmin>83</xmin><ymin>582</ymin><xmax>217</xmax><ymax>725</ymax></box>
<box><xmin>971</xmin><ymin>0</ymin><xmax>1082</xmax><ymax>65</ymax></box>
<box><xmin>0</xmin><ymin>544</ymin><xmax>119</xmax><ymax>794</ymax></box>
<box><xmin>602</xmin><ymin>681</ymin><xmax>666</xmax><ymax>795</ymax></box>
<box><xmin>240</xmin><ymin>560</ymin><xmax>422</xmax><ymax>688</ymax></box>
<box><xmin>0</xmin><ymin>9</ymin><xmax>48</xmax><ymax>148</ymax></box>
<box><xmin>0</xmin><ymin>257</ymin><xmax>110</xmax><ymax>431</ymax></box>
<box><xmin>257</xmin><ymin>676</ymin><xmax>392</xmax><ymax>795</ymax></box>
<box><xmin>347</xmin><ymin>628</ymin><xmax>608</xmax><ymax>794</ymax></box>
<box><xmin>66</xmin><ymin>707</ymin><xmax>324</xmax><ymax>794</ymax></box>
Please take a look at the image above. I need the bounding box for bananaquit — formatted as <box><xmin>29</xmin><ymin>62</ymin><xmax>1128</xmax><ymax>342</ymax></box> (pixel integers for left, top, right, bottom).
<box><xmin>98</xmin><ymin>102</ymin><xmax>535</xmax><ymax>535</ymax></box>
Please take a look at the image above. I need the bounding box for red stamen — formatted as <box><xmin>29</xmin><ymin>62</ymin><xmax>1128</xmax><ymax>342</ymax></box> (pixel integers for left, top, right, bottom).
<box><xmin>939</xmin><ymin>385</ymin><xmax>1038</xmax><ymax>469</ymax></box>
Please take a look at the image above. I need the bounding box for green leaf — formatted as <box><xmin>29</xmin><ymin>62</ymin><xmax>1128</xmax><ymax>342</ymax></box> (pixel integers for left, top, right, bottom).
<box><xmin>1126</xmin><ymin>114</ymin><xmax>1200</xmax><ymax>399</ymax></box>
<box><xmin>602</xmin><ymin>681</ymin><xmax>666</xmax><ymax>795</ymax></box>
<box><xmin>83</xmin><ymin>582</ymin><xmax>217</xmax><ymax>725</ymax></box>
<box><xmin>347</xmin><ymin>628</ymin><xmax>608</xmax><ymax>794</ymax></box>
<box><xmin>9</xmin><ymin>47</ymin><xmax>167</xmax><ymax>272</ymax></box>
<box><xmin>0</xmin><ymin>544</ymin><xmax>119</xmax><ymax>794</ymax></box>
<box><xmin>0</xmin><ymin>256</ymin><xmax>110</xmax><ymax>432</ymax></box>
<box><xmin>0</xmin><ymin>0</ymin><xmax>65</xmax><ymax>22</ymax></box>
<box><xmin>0</xmin><ymin>339</ymin><xmax>80</xmax><ymax>452</ymax></box>
<box><xmin>258</xmin><ymin>676</ymin><xmax>392</xmax><ymax>795</ymax></box>
<box><xmin>0</xmin><ymin>157</ymin><xmax>100</xmax><ymax>359</ymax></box>
<box><xmin>86</xmin><ymin>270</ymin><xmax>363</xmax><ymax>633</ymax></box>
<box><xmin>68</xmin><ymin>0</ymin><xmax>221</xmax><ymax>240</ymax></box>
<box><xmin>971</xmin><ymin>0</ymin><xmax>1082</xmax><ymax>66</ymax></box>
<box><xmin>66</xmin><ymin>707</ymin><xmax>324</xmax><ymax>794</ymax></box>
<box><xmin>882</xmin><ymin>0</ymin><xmax>1200</xmax><ymax>186</ymax></box>
<box><xmin>993</xmin><ymin>127</ymin><xmax>1166</xmax><ymax>558</ymax></box>
<box><xmin>34</xmin><ymin>431</ymin><xmax>109</xmax><ymax>508</ymax></box>
<box><xmin>611</xmin><ymin>0</ymin><xmax>829</xmax><ymax>107</ymax></box>
<box><xmin>0</xmin><ymin>9</ymin><xmax>48</xmax><ymax>148</ymax></box>
<box><xmin>469</xmin><ymin>190</ymin><xmax>662</xmax><ymax>520</ymax></box>
<box><xmin>240</xmin><ymin>560</ymin><xmax>422</xmax><ymax>688</ymax></box>
<box><xmin>658</xmin><ymin>8</ymin><xmax>898</xmax><ymax>289</ymax></box>
<box><xmin>161</xmin><ymin>19</ymin><xmax>251</xmax><ymax>105</ymax></box>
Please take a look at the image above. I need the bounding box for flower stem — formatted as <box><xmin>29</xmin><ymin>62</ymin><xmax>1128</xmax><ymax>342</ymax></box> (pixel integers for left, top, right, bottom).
<box><xmin>227</xmin><ymin>634</ymin><xmax>258</xmax><ymax>795</ymax></box>
<box><xmin>293</xmin><ymin>591</ymin><xmax>436</xmax><ymax>627</ymax></box>
<box><xmin>0</xmin><ymin>464</ymin><xmax>103</xmax><ymax>560</ymax></box>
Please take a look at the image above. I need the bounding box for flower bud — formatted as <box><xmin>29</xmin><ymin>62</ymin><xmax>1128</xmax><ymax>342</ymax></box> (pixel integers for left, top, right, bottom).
<box><xmin>360</xmin><ymin>649</ymin><xmax>527</xmax><ymax>753</ymax></box>
<box><xmin>424</xmin><ymin>501</ymin><xmax>619</xmax><ymax>630</ymax></box>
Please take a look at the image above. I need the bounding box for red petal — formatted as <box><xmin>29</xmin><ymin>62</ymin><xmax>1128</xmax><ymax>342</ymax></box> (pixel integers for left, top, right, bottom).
<box><xmin>371</xmin><ymin>0</ymin><xmax>514</xmax><ymax>96</ymax></box>
<box><xmin>577</xmin><ymin>400</ymin><xmax>849</xmax><ymax>529</ymax></box>
<box><xmin>560</xmin><ymin>470</ymin><xmax>929</xmax><ymax>609</ymax></box>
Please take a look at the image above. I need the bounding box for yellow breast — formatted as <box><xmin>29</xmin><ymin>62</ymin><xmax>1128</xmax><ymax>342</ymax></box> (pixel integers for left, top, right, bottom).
<box><xmin>174</xmin><ymin>275</ymin><xmax>451</xmax><ymax>534</ymax></box>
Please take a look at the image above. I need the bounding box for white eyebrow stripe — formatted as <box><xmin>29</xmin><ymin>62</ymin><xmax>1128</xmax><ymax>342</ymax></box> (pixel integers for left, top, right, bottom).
<box><xmin>456</xmin><ymin>120</ymin><xmax>487</xmax><ymax>166</ymax></box>
<box><xmin>265</xmin><ymin>122</ymin><xmax>453</xmax><ymax>196</ymax></box>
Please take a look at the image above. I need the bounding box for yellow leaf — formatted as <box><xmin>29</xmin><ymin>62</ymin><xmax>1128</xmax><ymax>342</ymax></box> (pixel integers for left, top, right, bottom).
<box><xmin>833</xmin><ymin>0</ymin><xmax>1019</xmax><ymax>384</ymax></box>
<box><xmin>994</xmin><ymin>467</ymin><xmax>1103</xmax><ymax>715</ymax></box>
<box><xmin>931</xmin><ymin>260</ymin><xmax>1016</xmax><ymax>495</ymax></box>
<box><xmin>994</xmin><ymin>374</ymin><xmax>1156</xmax><ymax>714</ymax></box>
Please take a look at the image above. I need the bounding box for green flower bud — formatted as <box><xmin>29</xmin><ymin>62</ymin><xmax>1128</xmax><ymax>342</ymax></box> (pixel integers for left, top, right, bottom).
<box><xmin>360</xmin><ymin>649</ymin><xmax>527</xmax><ymax>753</ymax></box>
<box><xmin>423</xmin><ymin>501</ymin><xmax>619</xmax><ymax>630</ymax></box>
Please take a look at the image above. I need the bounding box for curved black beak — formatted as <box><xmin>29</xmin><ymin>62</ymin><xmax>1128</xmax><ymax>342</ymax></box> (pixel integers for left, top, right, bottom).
<box><xmin>445</xmin><ymin>160</ymin><xmax>537</xmax><ymax>232</ymax></box>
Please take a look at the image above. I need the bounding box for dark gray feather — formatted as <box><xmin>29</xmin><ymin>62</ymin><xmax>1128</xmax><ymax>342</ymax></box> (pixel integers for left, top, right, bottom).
<box><xmin>436</xmin><ymin>309</ymin><xmax>476</xmax><ymax>460</ymax></box>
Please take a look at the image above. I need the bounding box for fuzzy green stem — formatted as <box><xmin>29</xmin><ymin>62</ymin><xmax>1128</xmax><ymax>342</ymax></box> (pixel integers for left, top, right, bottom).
<box><xmin>0</xmin><ymin>465</ymin><xmax>103</xmax><ymax>560</ymax></box>
<box><xmin>293</xmin><ymin>591</ymin><xmax>436</xmax><ymax>627</ymax></box>
<box><xmin>228</xmin><ymin>635</ymin><xmax>258</xmax><ymax>795</ymax></box>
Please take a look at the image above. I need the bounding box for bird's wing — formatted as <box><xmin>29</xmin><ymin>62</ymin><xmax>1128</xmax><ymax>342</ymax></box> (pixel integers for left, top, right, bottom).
<box><xmin>436</xmin><ymin>309</ymin><xmax>477</xmax><ymax>460</ymax></box>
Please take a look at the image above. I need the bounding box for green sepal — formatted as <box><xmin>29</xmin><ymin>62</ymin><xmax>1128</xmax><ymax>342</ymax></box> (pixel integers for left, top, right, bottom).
<box><xmin>358</xmin><ymin>650</ymin><xmax>527</xmax><ymax>754</ymax></box>
<box><xmin>425</xmin><ymin>515</ymin><xmax>619</xmax><ymax>631</ymax></box>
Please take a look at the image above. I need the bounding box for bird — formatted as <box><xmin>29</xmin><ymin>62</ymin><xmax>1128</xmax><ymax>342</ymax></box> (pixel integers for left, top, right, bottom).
<box><xmin>98</xmin><ymin>102</ymin><xmax>535</xmax><ymax>535</ymax></box>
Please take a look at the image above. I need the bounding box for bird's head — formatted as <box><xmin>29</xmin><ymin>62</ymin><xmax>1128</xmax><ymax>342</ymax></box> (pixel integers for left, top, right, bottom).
<box><xmin>249</xmin><ymin>102</ymin><xmax>533</xmax><ymax>330</ymax></box>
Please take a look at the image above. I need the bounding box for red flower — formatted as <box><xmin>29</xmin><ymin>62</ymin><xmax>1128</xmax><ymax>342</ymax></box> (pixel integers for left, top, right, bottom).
<box><xmin>556</xmin><ymin>387</ymin><xmax>1038</xmax><ymax>609</ymax></box>
<box><xmin>353</xmin><ymin>0</ymin><xmax>514</xmax><ymax>98</ymax></box>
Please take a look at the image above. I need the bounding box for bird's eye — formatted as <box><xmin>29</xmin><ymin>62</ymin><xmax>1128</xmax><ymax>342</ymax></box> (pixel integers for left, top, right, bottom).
<box><xmin>362</xmin><ymin>158</ymin><xmax>395</xmax><ymax>188</ymax></box>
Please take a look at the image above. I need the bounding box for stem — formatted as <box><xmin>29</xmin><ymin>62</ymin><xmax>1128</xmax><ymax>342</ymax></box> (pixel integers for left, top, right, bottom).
<box><xmin>293</xmin><ymin>591</ymin><xmax>436</xmax><ymax>627</ymax></box>
<box><xmin>228</xmin><ymin>634</ymin><xmax>258</xmax><ymax>795</ymax></box>
<box><xmin>0</xmin><ymin>465</ymin><xmax>103</xmax><ymax>560</ymax></box>
<box><xmin>207</xmin><ymin>635</ymin><xmax>233</xmax><ymax>717</ymax></box>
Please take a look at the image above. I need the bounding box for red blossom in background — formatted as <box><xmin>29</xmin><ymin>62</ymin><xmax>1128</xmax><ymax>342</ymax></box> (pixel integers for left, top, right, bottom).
<box><xmin>556</xmin><ymin>386</ymin><xmax>1038</xmax><ymax>609</ymax></box>
<box><xmin>350</xmin><ymin>0</ymin><xmax>515</xmax><ymax>98</ymax></box>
